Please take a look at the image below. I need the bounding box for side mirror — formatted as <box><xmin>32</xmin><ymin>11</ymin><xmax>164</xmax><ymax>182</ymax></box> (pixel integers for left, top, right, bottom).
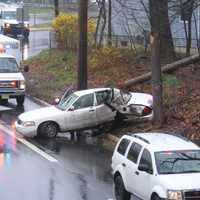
<box><xmin>68</xmin><ymin>106</ymin><xmax>74</xmax><ymax>111</ymax></box>
<box><xmin>23</xmin><ymin>65</ymin><xmax>29</xmax><ymax>72</ymax></box>
<box><xmin>138</xmin><ymin>163</ymin><xmax>153</xmax><ymax>174</ymax></box>
<box><xmin>54</xmin><ymin>97</ymin><xmax>60</xmax><ymax>104</ymax></box>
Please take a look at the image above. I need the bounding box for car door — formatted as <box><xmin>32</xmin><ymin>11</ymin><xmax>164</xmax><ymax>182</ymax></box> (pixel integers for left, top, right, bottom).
<box><xmin>123</xmin><ymin>142</ymin><xmax>143</xmax><ymax>195</ymax></box>
<box><xmin>95</xmin><ymin>90</ymin><xmax>116</xmax><ymax>124</ymax></box>
<box><xmin>135</xmin><ymin>148</ymin><xmax>154</xmax><ymax>200</ymax></box>
<box><xmin>67</xmin><ymin>93</ymin><xmax>96</xmax><ymax>130</ymax></box>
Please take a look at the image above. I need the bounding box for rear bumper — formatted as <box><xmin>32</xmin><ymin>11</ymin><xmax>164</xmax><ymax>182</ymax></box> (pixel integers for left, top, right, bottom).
<box><xmin>3</xmin><ymin>27</ymin><xmax>30</xmax><ymax>36</ymax></box>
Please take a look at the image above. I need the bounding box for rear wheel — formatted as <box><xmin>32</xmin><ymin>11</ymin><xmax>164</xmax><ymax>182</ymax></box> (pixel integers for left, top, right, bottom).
<box><xmin>114</xmin><ymin>176</ymin><xmax>131</xmax><ymax>200</ymax></box>
<box><xmin>16</xmin><ymin>96</ymin><xmax>25</xmax><ymax>106</ymax></box>
<box><xmin>38</xmin><ymin>122</ymin><xmax>58</xmax><ymax>138</ymax></box>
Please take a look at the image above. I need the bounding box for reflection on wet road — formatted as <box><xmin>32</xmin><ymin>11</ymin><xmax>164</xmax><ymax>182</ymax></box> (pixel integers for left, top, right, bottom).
<box><xmin>0</xmin><ymin>98</ymin><xmax>114</xmax><ymax>200</ymax></box>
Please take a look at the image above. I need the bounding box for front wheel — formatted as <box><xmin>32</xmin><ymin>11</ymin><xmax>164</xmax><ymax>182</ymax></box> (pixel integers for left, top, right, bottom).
<box><xmin>114</xmin><ymin>176</ymin><xmax>131</xmax><ymax>200</ymax></box>
<box><xmin>38</xmin><ymin>122</ymin><xmax>58</xmax><ymax>138</ymax></box>
<box><xmin>16</xmin><ymin>95</ymin><xmax>25</xmax><ymax>106</ymax></box>
<box><xmin>152</xmin><ymin>194</ymin><xmax>162</xmax><ymax>200</ymax></box>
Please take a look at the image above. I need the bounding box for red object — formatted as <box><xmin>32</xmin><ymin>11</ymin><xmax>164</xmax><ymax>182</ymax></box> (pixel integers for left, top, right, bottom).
<box><xmin>143</xmin><ymin>106</ymin><xmax>152</xmax><ymax>115</ymax></box>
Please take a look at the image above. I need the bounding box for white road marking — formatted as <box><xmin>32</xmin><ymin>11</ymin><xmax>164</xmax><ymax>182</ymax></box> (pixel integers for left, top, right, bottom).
<box><xmin>0</xmin><ymin>121</ymin><xmax>58</xmax><ymax>163</ymax></box>
<box><xmin>0</xmin><ymin>105</ymin><xmax>12</xmax><ymax>111</ymax></box>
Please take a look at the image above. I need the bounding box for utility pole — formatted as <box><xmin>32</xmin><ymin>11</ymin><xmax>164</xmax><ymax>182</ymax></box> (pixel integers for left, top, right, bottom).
<box><xmin>151</xmin><ymin>32</ymin><xmax>164</xmax><ymax>127</ymax></box>
<box><xmin>54</xmin><ymin>0</ymin><xmax>59</xmax><ymax>17</ymax></box>
<box><xmin>78</xmin><ymin>0</ymin><xmax>88</xmax><ymax>90</ymax></box>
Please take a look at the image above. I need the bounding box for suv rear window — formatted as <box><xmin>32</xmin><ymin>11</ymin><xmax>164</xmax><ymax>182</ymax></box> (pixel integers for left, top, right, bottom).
<box><xmin>117</xmin><ymin>138</ymin><xmax>130</xmax><ymax>155</ymax></box>
<box><xmin>127</xmin><ymin>142</ymin><xmax>142</xmax><ymax>163</ymax></box>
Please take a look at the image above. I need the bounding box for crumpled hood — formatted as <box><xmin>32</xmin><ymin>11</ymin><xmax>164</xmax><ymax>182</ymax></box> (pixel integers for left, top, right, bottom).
<box><xmin>19</xmin><ymin>106</ymin><xmax>62</xmax><ymax>122</ymax></box>
<box><xmin>128</xmin><ymin>92</ymin><xmax>153</xmax><ymax>107</ymax></box>
<box><xmin>0</xmin><ymin>73</ymin><xmax>24</xmax><ymax>81</ymax></box>
<box><xmin>159</xmin><ymin>173</ymin><xmax>200</xmax><ymax>190</ymax></box>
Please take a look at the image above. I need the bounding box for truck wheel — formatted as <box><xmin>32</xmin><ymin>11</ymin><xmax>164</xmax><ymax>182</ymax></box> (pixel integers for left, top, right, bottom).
<box><xmin>114</xmin><ymin>176</ymin><xmax>131</xmax><ymax>200</ymax></box>
<box><xmin>16</xmin><ymin>96</ymin><xmax>25</xmax><ymax>106</ymax></box>
<box><xmin>152</xmin><ymin>194</ymin><xmax>162</xmax><ymax>200</ymax></box>
<box><xmin>23</xmin><ymin>31</ymin><xmax>29</xmax><ymax>39</ymax></box>
<box><xmin>38</xmin><ymin>122</ymin><xmax>58</xmax><ymax>138</ymax></box>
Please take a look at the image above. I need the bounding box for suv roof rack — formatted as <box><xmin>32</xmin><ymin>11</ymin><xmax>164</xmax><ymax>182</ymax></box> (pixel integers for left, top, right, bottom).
<box><xmin>131</xmin><ymin>134</ymin><xmax>150</xmax><ymax>144</ymax></box>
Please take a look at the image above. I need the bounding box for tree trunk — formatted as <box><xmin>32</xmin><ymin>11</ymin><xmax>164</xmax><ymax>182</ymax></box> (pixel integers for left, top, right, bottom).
<box><xmin>150</xmin><ymin>33</ymin><xmax>164</xmax><ymax>127</ymax></box>
<box><xmin>107</xmin><ymin>0</ymin><xmax>112</xmax><ymax>46</ymax></box>
<box><xmin>149</xmin><ymin>0</ymin><xmax>175</xmax><ymax>63</ymax></box>
<box><xmin>186</xmin><ymin>17</ymin><xmax>192</xmax><ymax>56</ymax></box>
<box><xmin>54</xmin><ymin>0</ymin><xmax>59</xmax><ymax>17</ymax></box>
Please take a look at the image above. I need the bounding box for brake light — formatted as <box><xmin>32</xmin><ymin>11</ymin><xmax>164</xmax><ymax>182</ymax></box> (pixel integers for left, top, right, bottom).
<box><xmin>142</xmin><ymin>106</ymin><xmax>152</xmax><ymax>115</ymax></box>
<box><xmin>0</xmin><ymin>43</ymin><xmax>5</xmax><ymax>53</ymax></box>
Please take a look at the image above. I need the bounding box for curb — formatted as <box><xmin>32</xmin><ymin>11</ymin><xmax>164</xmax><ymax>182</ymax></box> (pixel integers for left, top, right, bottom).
<box><xmin>26</xmin><ymin>94</ymin><xmax>120</xmax><ymax>143</ymax></box>
<box><xmin>26</xmin><ymin>95</ymin><xmax>51</xmax><ymax>107</ymax></box>
<box><xmin>30</xmin><ymin>27</ymin><xmax>52</xmax><ymax>31</ymax></box>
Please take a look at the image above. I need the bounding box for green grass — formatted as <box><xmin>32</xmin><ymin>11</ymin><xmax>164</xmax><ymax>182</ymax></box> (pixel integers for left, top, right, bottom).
<box><xmin>29</xmin><ymin>7</ymin><xmax>54</xmax><ymax>14</ymax></box>
<box><xmin>30</xmin><ymin>22</ymin><xmax>52</xmax><ymax>29</ymax></box>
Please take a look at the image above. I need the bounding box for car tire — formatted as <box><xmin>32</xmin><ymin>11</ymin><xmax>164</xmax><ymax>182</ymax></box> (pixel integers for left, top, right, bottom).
<box><xmin>114</xmin><ymin>176</ymin><xmax>131</xmax><ymax>200</ymax></box>
<box><xmin>38</xmin><ymin>122</ymin><xmax>58</xmax><ymax>138</ymax></box>
<box><xmin>152</xmin><ymin>194</ymin><xmax>162</xmax><ymax>200</ymax></box>
<box><xmin>16</xmin><ymin>96</ymin><xmax>25</xmax><ymax>106</ymax></box>
<box><xmin>1</xmin><ymin>99</ymin><xmax>8</xmax><ymax>105</ymax></box>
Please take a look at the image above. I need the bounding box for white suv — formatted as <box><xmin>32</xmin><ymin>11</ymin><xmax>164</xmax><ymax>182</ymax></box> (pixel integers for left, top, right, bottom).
<box><xmin>111</xmin><ymin>133</ymin><xmax>200</xmax><ymax>200</ymax></box>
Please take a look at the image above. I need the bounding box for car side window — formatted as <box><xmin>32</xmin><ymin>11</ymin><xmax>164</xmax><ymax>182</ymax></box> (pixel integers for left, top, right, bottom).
<box><xmin>127</xmin><ymin>142</ymin><xmax>142</xmax><ymax>164</ymax></box>
<box><xmin>73</xmin><ymin>93</ymin><xmax>94</xmax><ymax>110</ymax></box>
<box><xmin>117</xmin><ymin>138</ymin><xmax>130</xmax><ymax>156</ymax></box>
<box><xmin>138</xmin><ymin>149</ymin><xmax>153</xmax><ymax>173</ymax></box>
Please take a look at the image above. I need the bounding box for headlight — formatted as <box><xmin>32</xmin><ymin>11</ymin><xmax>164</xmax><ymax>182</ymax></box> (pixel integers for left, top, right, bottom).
<box><xmin>167</xmin><ymin>190</ymin><xmax>183</xmax><ymax>200</ymax></box>
<box><xmin>22</xmin><ymin>121</ymin><xmax>35</xmax><ymax>127</ymax></box>
<box><xmin>24</xmin><ymin>23</ymin><xmax>29</xmax><ymax>28</ymax></box>
<box><xmin>19</xmin><ymin>80</ymin><xmax>26</xmax><ymax>90</ymax></box>
<box><xmin>5</xmin><ymin>23</ymin><xmax>10</xmax><ymax>28</ymax></box>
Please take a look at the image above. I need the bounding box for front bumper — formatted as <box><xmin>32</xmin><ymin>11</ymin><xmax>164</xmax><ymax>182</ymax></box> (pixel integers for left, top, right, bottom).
<box><xmin>15</xmin><ymin>121</ymin><xmax>37</xmax><ymax>138</ymax></box>
<box><xmin>0</xmin><ymin>88</ymin><xmax>25</xmax><ymax>99</ymax></box>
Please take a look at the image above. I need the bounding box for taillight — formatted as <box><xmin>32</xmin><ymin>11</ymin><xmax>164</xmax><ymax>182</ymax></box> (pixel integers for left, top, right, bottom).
<box><xmin>142</xmin><ymin>106</ymin><xmax>152</xmax><ymax>116</ymax></box>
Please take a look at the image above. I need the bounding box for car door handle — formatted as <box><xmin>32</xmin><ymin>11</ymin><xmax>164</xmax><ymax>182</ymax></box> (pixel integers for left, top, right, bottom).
<box><xmin>89</xmin><ymin>109</ymin><xmax>95</xmax><ymax>112</ymax></box>
<box><xmin>122</xmin><ymin>163</ymin><xmax>126</xmax><ymax>167</ymax></box>
<box><xmin>135</xmin><ymin>171</ymin><xmax>139</xmax><ymax>175</ymax></box>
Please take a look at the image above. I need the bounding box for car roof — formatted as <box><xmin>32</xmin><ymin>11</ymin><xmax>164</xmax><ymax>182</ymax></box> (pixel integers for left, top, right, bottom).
<box><xmin>0</xmin><ymin>53</ymin><xmax>15</xmax><ymax>59</ymax></box>
<box><xmin>0</xmin><ymin>53</ymin><xmax>15</xmax><ymax>58</ymax></box>
<box><xmin>74</xmin><ymin>88</ymin><xmax>111</xmax><ymax>97</ymax></box>
<box><xmin>123</xmin><ymin>133</ymin><xmax>199</xmax><ymax>152</ymax></box>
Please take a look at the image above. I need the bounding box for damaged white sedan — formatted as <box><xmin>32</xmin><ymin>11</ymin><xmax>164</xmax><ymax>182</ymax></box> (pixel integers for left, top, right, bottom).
<box><xmin>15</xmin><ymin>88</ymin><xmax>153</xmax><ymax>138</ymax></box>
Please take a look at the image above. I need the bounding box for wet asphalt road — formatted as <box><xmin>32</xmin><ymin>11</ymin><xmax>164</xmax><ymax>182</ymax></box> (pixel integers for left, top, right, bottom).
<box><xmin>0</xmin><ymin>27</ymin><xmax>115</xmax><ymax>199</ymax></box>
<box><xmin>0</xmin><ymin>98</ymin><xmax>114</xmax><ymax>200</ymax></box>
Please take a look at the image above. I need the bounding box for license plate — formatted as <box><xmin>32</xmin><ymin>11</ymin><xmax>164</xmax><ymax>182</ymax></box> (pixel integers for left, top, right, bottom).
<box><xmin>1</xmin><ymin>94</ymin><xmax>9</xmax><ymax>99</ymax></box>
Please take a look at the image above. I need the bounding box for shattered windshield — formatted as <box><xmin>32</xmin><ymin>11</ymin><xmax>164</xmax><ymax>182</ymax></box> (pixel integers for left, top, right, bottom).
<box><xmin>56</xmin><ymin>93</ymin><xmax>78</xmax><ymax>111</ymax></box>
<box><xmin>155</xmin><ymin>150</ymin><xmax>200</xmax><ymax>174</ymax></box>
<box><xmin>0</xmin><ymin>58</ymin><xmax>19</xmax><ymax>73</ymax></box>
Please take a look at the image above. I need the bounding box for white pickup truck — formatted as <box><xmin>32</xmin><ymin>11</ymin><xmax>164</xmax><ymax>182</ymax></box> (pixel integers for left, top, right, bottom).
<box><xmin>0</xmin><ymin>53</ymin><xmax>28</xmax><ymax>106</ymax></box>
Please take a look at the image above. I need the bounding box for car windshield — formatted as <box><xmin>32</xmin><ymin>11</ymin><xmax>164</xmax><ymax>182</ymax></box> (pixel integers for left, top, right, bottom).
<box><xmin>56</xmin><ymin>93</ymin><xmax>78</xmax><ymax>111</ymax></box>
<box><xmin>0</xmin><ymin>58</ymin><xmax>19</xmax><ymax>73</ymax></box>
<box><xmin>2</xmin><ymin>11</ymin><xmax>16</xmax><ymax>20</ymax></box>
<box><xmin>155</xmin><ymin>150</ymin><xmax>200</xmax><ymax>174</ymax></box>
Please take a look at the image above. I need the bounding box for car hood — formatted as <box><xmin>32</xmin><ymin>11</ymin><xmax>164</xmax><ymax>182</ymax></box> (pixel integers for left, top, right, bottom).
<box><xmin>0</xmin><ymin>73</ymin><xmax>24</xmax><ymax>80</ymax></box>
<box><xmin>128</xmin><ymin>92</ymin><xmax>153</xmax><ymax>107</ymax></box>
<box><xmin>19</xmin><ymin>106</ymin><xmax>62</xmax><ymax>122</ymax></box>
<box><xmin>158</xmin><ymin>173</ymin><xmax>200</xmax><ymax>190</ymax></box>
